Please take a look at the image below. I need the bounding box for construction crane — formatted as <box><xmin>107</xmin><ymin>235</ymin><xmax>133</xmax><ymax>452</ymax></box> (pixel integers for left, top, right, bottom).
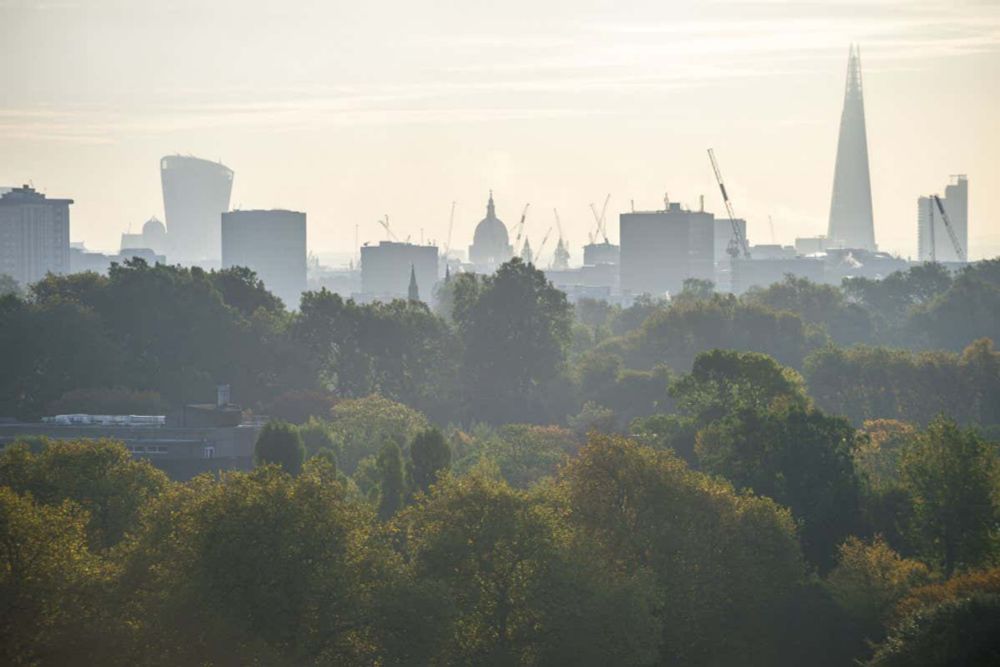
<box><xmin>932</xmin><ymin>194</ymin><xmax>966</xmax><ymax>262</ymax></box>
<box><xmin>511</xmin><ymin>203</ymin><xmax>530</xmax><ymax>244</ymax></box>
<box><xmin>443</xmin><ymin>201</ymin><xmax>456</xmax><ymax>256</ymax></box>
<box><xmin>707</xmin><ymin>148</ymin><xmax>750</xmax><ymax>259</ymax></box>
<box><xmin>536</xmin><ymin>226</ymin><xmax>554</xmax><ymax>265</ymax></box>
<box><xmin>378</xmin><ymin>214</ymin><xmax>398</xmax><ymax>241</ymax></box>
<box><xmin>588</xmin><ymin>193</ymin><xmax>611</xmax><ymax>244</ymax></box>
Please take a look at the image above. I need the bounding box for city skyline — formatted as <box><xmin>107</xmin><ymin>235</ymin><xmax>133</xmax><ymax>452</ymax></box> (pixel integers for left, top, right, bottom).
<box><xmin>2</xmin><ymin>0</ymin><xmax>998</xmax><ymax>261</ymax></box>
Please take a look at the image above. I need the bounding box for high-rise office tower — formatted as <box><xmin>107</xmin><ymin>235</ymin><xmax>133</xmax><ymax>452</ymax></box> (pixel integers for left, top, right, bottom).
<box><xmin>221</xmin><ymin>209</ymin><xmax>307</xmax><ymax>309</ymax></box>
<box><xmin>160</xmin><ymin>155</ymin><xmax>233</xmax><ymax>263</ymax></box>
<box><xmin>0</xmin><ymin>185</ymin><xmax>73</xmax><ymax>286</ymax></box>
<box><xmin>918</xmin><ymin>175</ymin><xmax>968</xmax><ymax>262</ymax></box>
<box><xmin>619</xmin><ymin>202</ymin><xmax>715</xmax><ymax>297</ymax></box>
<box><xmin>827</xmin><ymin>45</ymin><xmax>876</xmax><ymax>251</ymax></box>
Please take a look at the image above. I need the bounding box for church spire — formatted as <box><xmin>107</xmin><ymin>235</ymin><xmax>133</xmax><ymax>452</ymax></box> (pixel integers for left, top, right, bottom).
<box><xmin>408</xmin><ymin>263</ymin><xmax>420</xmax><ymax>301</ymax></box>
<box><xmin>486</xmin><ymin>190</ymin><xmax>496</xmax><ymax>219</ymax></box>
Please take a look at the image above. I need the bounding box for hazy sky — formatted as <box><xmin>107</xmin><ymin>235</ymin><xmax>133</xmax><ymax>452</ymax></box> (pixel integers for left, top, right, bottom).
<box><xmin>2</xmin><ymin>0</ymin><xmax>998</xmax><ymax>262</ymax></box>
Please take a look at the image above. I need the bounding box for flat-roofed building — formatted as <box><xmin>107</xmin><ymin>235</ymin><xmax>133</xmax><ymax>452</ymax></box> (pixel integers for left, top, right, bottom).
<box><xmin>619</xmin><ymin>203</ymin><xmax>714</xmax><ymax>297</ymax></box>
<box><xmin>0</xmin><ymin>185</ymin><xmax>73</xmax><ymax>286</ymax></box>
<box><xmin>360</xmin><ymin>241</ymin><xmax>439</xmax><ymax>303</ymax></box>
<box><xmin>221</xmin><ymin>209</ymin><xmax>307</xmax><ymax>309</ymax></box>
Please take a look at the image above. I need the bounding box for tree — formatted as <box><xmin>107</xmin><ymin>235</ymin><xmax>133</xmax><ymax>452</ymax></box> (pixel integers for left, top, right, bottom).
<box><xmin>376</xmin><ymin>442</ymin><xmax>405</xmax><ymax>520</ymax></box>
<box><xmin>0</xmin><ymin>488</ymin><xmax>109</xmax><ymax>666</ymax></box>
<box><xmin>745</xmin><ymin>274</ymin><xmax>874</xmax><ymax>345</ymax></box>
<box><xmin>0</xmin><ymin>439</ymin><xmax>169</xmax><ymax>551</ymax></box>
<box><xmin>208</xmin><ymin>265</ymin><xmax>285</xmax><ymax>316</ymax></box>
<box><xmin>868</xmin><ymin>593</ymin><xmax>1000</xmax><ymax>667</ymax></box>
<box><xmin>825</xmin><ymin>536</ymin><xmax>930</xmax><ymax>653</ymax></box>
<box><xmin>118</xmin><ymin>464</ymin><xmax>390</xmax><ymax>665</ymax></box>
<box><xmin>408</xmin><ymin>428</ymin><xmax>450</xmax><ymax>495</ymax></box>
<box><xmin>561</xmin><ymin>434</ymin><xmax>811</xmax><ymax>665</ymax></box>
<box><xmin>394</xmin><ymin>469</ymin><xmax>661</xmax><ymax>665</ymax></box>
<box><xmin>0</xmin><ymin>273</ymin><xmax>22</xmax><ymax>298</ymax></box>
<box><xmin>254</xmin><ymin>421</ymin><xmax>305</xmax><ymax>475</ymax></box>
<box><xmin>453</xmin><ymin>258</ymin><xmax>572</xmax><ymax>423</ymax></box>
<box><xmin>899</xmin><ymin>416</ymin><xmax>999</xmax><ymax>573</ymax></box>
<box><xmin>629</xmin><ymin>294</ymin><xmax>824</xmax><ymax>373</ymax></box>
<box><xmin>327</xmin><ymin>395</ymin><xmax>428</xmax><ymax>474</ymax></box>
<box><xmin>670</xmin><ymin>349</ymin><xmax>809</xmax><ymax>424</ymax></box>
<box><xmin>910</xmin><ymin>274</ymin><xmax>1000</xmax><ymax>351</ymax></box>
<box><xmin>695</xmin><ymin>404</ymin><xmax>862</xmax><ymax>569</ymax></box>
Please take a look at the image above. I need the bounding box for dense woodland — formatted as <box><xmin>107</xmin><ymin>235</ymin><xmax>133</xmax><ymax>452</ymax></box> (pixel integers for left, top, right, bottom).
<box><xmin>2</xmin><ymin>258</ymin><xmax>1000</xmax><ymax>665</ymax></box>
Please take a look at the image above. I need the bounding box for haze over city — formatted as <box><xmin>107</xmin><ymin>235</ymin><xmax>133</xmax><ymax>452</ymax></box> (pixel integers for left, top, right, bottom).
<box><xmin>2</xmin><ymin>0</ymin><xmax>998</xmax><ymax>259</ymax></box>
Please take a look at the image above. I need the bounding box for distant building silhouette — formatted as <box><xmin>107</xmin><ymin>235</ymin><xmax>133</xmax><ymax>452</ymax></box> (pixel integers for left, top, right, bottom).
<box><xmin>468</xmin><ymin>192</ymin><xmax>513</xmax><ymax>273</ymax></box>
<box><xmin>918</xmin><ymin>175</ymin><xmax>968</xmax><ymax>262</ymax></box>
<box><xmin>161</xmin><ymin>155</ymin><xmax>233</xmax><ymax>263</ymax></box>
<box><xmin>619</xmin><ymin>202</ymin><xmax>714</xmax><ymax>297</ymax></box>
<box><xmin>0</xmin><ymin>185</ymin><xmax>72</xmax><ymax>285</ymax></box>
<box><xmin>221</xmin><ymin>209</ymin><xmax>307</xmax><ymax>309</ymax></box>
<box><xmin>582</xmin><ymin>241</ymin><xmax>619</xmax><ymax>267</ymax></box>
<box><xmin>827</xmin><ymin>45</ymin><xmax>876</xmax><ymax>251</ymax></box>
<box><xmin>120</xmin><ymin>216</ymin><xmax>168</xmax><ymax>256</ymax></box>
<box><xmin>360</xmin><ymin>241</ymin><xmax>438</xmax><ymax>303</ymax></box>
<box><xmin>408</xmin><ymin>264</ymin><xmax>420</xmax><ymax>301</ymax></box>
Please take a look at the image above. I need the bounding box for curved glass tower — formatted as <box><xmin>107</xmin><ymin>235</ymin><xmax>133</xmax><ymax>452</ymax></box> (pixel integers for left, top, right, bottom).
<box><xmin>160</xmin><ymin>155</ymin><xmax>234</xmax><ymax>263</ymax></box>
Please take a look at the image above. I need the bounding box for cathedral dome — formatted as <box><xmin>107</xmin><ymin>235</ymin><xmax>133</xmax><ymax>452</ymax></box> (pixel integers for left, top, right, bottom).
<box><xmin>469</xmin><ymin>192</ymin><xmax>513</xmax><ymax>270</ymax></box>
<box><xmin>472</xmin><ymin>193</ymin><xmax>510</xmax><ymax>250</ymax></box>
<box><xmin>143</xmin><ymin>216</ymin><xmax>167</xmax><ymax>239</ymax></box>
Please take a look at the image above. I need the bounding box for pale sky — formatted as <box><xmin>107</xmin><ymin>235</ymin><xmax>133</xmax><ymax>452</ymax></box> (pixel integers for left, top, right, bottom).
<box><xmin>2</xmin><ymin>0</ymin><xmax>998</xmax><ymax>263</ymax></box>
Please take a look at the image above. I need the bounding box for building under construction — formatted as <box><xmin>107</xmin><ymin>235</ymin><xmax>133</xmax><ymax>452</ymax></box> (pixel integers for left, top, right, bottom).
<box><xmin>918</xmin><ymin>175</ymin><xmax>968</xmax><ymax>263</ymax></box>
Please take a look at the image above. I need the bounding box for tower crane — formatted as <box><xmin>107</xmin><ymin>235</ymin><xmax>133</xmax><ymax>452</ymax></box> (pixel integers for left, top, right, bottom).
<box><xmin>707</xmin><ymin>148</ymin><xmax>750</xmax><ymax>259</ymax></box>
<box><xmin>932</xmin><ymin>194</ymin><xmax>966</xmax><ymax>262</ymax></box>
<box><xmin>588</xmin><ymin>194</ymin><xmax>611</xmax><ymax>244</ymax></box>
<box><xmin>536</xmin><ymin>226</ymin><xmax>554</xmax><ymax>265</ymax></box>
<box><xmin>443</xmin><ymin>201</ymin><xmax>456</xmax><ymax>256</ymax></box>
<box><xmin>378</xmin><ymin>214</ymin><xmax>398</xmax><ymax>241</ymax></box>
<box><xmin>512</xmin><ymin>203</ymin><xmax>531</xmax><ymax>252</ymax></box>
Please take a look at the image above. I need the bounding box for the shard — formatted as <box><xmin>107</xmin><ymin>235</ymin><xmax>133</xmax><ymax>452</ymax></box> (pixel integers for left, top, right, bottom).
<box><xmin>827</xmin><ymin>45</ymin><xmax>876</xmax><ymax>251</ymax></box>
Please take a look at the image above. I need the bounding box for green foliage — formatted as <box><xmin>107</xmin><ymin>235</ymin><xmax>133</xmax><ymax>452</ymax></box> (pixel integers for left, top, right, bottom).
<box><xmin>376</xmin><ymin>442</ymin><xmax>405</xmax><ymax>520</ymax></box>
<box><xmin>298</xmin><ymin>416</ymin><xmax>340</xmax><ymax>459</ymax></box>
<box><xmin>0</xmin><ymin>273</ymin><xmax>23</xmax><ymax>298</ymax></box>
<box><xmin>453</xmin><ymin>258</ymin><xmax>572</xmax><ymax>423</ymax></box>
<box><xmin>629</xmin><ymin>293</ymin><xmax>825</xmax><ymax>372</ymax></box>
<box><xmin>394</xmin><ymin>469</ymin><xmax>662</xmax><ymax>665</ymax></box>
<box><xmin>745</xmin><ymin>274</ymin><xmax>874</xmax><ymax>345</ymax></box>
<box><xmin>899</xmin><ymin>416</ymin><xmax>999</xmax><ymax>573</ymax></box>
<box><xmin>0</xmin><ymin>487</ymin><xmax>108</xmax><ymax>666</ymax></box>
<box><xmin>328</xmin><ymin>395</ymin><xmax>429</xmax><ymax>474</ymax></box>
<box><xmin>408</xmin><ymin>427</ymin><xmax>451</xmax><ymax>495</ymax></box>
<box><xmin>561</xmin><ymin>434</ymin><xmax>810</xmax><ymax>665</ymax></box>
<box><xmin>119</xmin><ymin>465</ymin><xmax>387</xmax><ymax>664</ymax></box>
<box><xmin>265</xmin><ymin>389</ymin><xmax>338</xmax><ymax>425</ymax></box>
<box><xmin>826</xmin><ymin>536</ymin><xmax>931</xmax><ymax>650</ymax></box>
<box><xmin>696</xmin><ymin>404</ymin><xmax>862</xmax><ymax>569</ymax></box>
<box><xmin>804</xmin><ymin>343</ymin><xmax>989</xmax><ymax>426</ymax></box>
<box><xmin>671</xmin><ymin>349</ymin><xmax>810</xmax><ymax>423</ymax></box>
<box><xmin>208</xmin><ymin>265</ymin><xmax>285</xmax><ymax>316</ymax></box>
<box><xmin>0</xmin><ymin>439</ymin><xmax>169</xmax><ymax>550</ymax></box>
<box><xmin>254</xmin><ymin>421</ymin><xmax>305</xmax><ymax>475</ymax></box>
<box><xmin>868</xmin><ymin>593</ymin><xmax>1000</xmax><ymax>666</ymax></box>
<box><xmin>294</xmin><ymin>289</ymin><xmax>459</xmax><ymax>420</ymax></box>
<box><xmin>452</xmin><ymin>423</ymin><xmax>580</xmax><ymax>488</ymax></box>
